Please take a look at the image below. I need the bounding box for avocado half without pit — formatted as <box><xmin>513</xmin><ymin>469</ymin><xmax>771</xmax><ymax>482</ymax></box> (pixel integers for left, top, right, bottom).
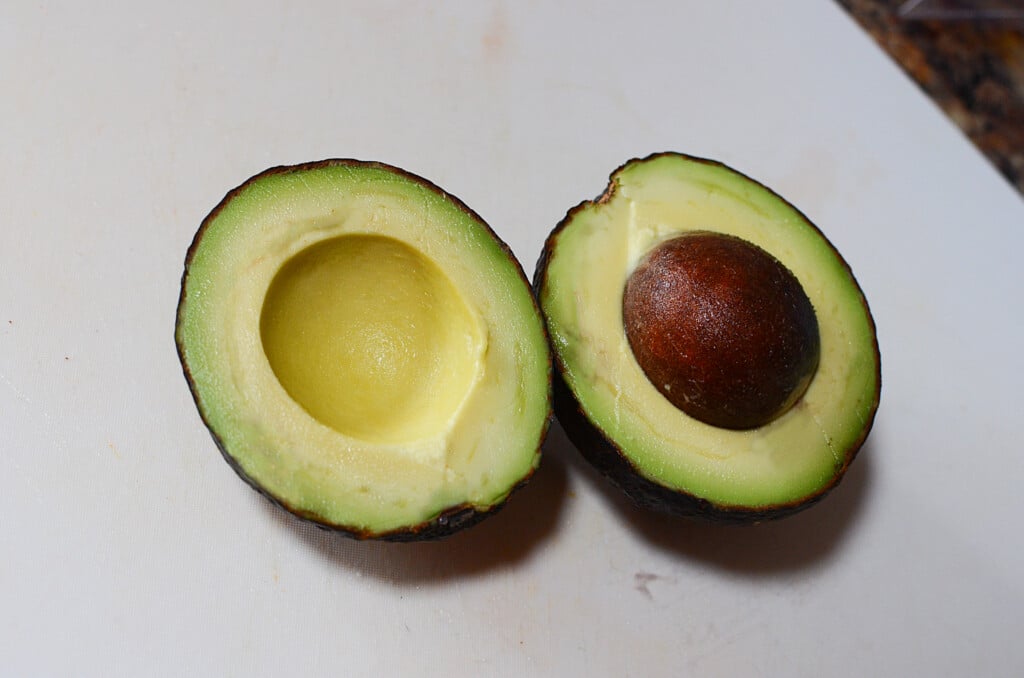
<box><xmin>535</xmin><ymin>153</ymin><xmax>880</xmax><ymax>522</ymax></box>
<box><xmin>176</xmin><ymin>160</ymin><xmax>551</xmax><ymax>540</ymax></box>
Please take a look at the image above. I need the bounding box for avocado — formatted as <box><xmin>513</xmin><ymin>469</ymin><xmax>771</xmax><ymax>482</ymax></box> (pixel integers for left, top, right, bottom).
<box><xmin>176</xmin><ymin>160</ymin><xmax>551</xmax><ymax>540</ymax></box>
<box><xmin>535</xmin><ymin>153</ymin><xmax>880</xmax><ymax>522</ymax></box>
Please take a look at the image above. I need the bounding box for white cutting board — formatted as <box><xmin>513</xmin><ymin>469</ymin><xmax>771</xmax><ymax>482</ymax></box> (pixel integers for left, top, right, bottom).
<box><xmin>2</xmin><ymin>1</ymin><xmax>1022</xmax><ymax>676</ymax></box>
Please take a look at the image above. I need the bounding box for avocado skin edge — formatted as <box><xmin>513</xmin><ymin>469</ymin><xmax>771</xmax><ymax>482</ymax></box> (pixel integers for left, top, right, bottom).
<box><xmin>176</xmin><ymin>159</ymin><xmax>552</xmax><ymax>541</ymax></box>
<box><xmin>533</xmin><ymin>152</ymin><xmax>881</xmax><ymax>523</ymax></box>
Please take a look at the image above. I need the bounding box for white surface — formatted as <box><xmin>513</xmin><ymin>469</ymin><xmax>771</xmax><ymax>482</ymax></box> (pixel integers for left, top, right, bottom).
<box><xmin>2</xmin><ymin>1</ymin><xmax>1022</xmax><ymax>676</ymax></box>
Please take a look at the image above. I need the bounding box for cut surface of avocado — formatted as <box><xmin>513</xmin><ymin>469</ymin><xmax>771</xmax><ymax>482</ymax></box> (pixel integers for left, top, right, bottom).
<box><xmin>537</xmin><ymin>153</ymin><xmax>880</xmax><ymax>518</ymax></box>
<box><xmin>260</xmin><ymin>234</ymin><xmax>485</xmax><ymax>445</ymax></box>
<box><xmin>177</xmin><ymin>160</ymin><xmax>551</xmax><ymax>539</ymax></box>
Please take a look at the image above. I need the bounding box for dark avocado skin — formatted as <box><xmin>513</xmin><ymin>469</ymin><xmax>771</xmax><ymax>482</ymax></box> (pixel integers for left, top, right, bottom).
<box><xmin>533</xmin><ymin>152</ymin><xmax>881</xmax><ymax>523</ymax></box>
<box><xmin>176</xmin><ymin>159</ymin><xmax>551</xmax><ymax>541</ymax></box>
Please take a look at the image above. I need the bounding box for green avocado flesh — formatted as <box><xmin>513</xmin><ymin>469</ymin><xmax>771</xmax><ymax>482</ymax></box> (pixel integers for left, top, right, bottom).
<box><xmin>538</xmin><ymin>153</ymin><xmax>880</xmax><ymax>514</ymax></box>
<box><xmin>176</xmin><ymin>161</ymin><xmax>550</xmax><ymax>538</ymax></box>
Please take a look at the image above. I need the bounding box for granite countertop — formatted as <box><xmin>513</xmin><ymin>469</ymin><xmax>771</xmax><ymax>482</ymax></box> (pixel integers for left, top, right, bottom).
<box><xmin>838</xmin><ymin>0</ymin><xmax>1024</xmax><ymax>196</ymax></box>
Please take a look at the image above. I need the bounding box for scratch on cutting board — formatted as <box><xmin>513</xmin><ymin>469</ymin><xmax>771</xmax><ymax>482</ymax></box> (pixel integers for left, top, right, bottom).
<box><xmin>0</xmin><ymin>372</ymin><xmax>33</xmax><ymax>405</ymax></box>
<box><xmin>634</xmin><ymin>571</ymin><xmax>676</xmax><ymax>600</ymax></box>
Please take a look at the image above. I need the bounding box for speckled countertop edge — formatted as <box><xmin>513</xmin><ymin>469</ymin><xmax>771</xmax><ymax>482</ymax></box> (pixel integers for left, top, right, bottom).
<box><xmin>838</xmin><ymin>0</ymin><xmax>1024</xmax><ymax>196</ymax></box>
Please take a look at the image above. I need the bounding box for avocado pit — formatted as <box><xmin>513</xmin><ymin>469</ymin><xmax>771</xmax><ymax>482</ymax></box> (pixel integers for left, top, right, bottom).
<box><xmin>622</xmin><ymin>231</ymin><xmax>820</xmax><ymax>430</ymax></box>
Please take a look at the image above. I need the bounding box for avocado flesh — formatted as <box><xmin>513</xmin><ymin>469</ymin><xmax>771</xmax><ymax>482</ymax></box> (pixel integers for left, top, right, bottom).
<box><xmin>260</xmin><ymin>234</ymin><xmax>485</xmax><ymax>445</ymax></box>
<box><xmin>538</xmin><ymin>153</ymin><xmax>879</xmax><ymax>515</ymax></box>
<box><xmin>177</xmin><ymin>161</ymin><xmax>551</xmax><ymax>538</ymax></box>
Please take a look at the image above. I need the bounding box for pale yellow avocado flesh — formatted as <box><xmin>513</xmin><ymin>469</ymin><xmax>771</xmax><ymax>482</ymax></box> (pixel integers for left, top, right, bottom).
<box><xmin>260</xmin><ymin>234</ymin><xmax>484</xmax><ymax>445</ymax></box>
<box><xmin>177</xmin><ymin>163</ymin><xmax>549</xmax><ymax>534</ymax></box>
<box><xmin>542</xmin><ymin>155</ymin><xmax>878</xmax><ymax>508</ymax></box>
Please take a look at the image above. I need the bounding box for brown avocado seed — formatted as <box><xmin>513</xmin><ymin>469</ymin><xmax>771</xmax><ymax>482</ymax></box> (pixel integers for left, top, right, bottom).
<box><xmin>622</xmin><ymin>231</ymin><xmax>820</xmax><ymax>430</ymax></box>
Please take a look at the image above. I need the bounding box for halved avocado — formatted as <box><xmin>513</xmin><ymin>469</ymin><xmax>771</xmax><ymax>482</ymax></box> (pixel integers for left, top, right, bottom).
<box><xmin>176</xmin><ymin>160</ymin><xmax>551</xmax><ymax>540</ymax></box>
<box><xmin>535</xmin><ymin>153</ymin><xmax>880</xmax><ymax>522</ymax></box>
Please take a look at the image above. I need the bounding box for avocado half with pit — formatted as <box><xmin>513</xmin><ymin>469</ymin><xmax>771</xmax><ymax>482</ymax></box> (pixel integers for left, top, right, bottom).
<box><xmin>535</xmin><ymin>153</ymin><xmax>880</xmax><ymax>522</ymax></box>
<box><xmin>176</xmin><ymin>160</ymin><xmax>551</xmax><ymax>540</ymax></box>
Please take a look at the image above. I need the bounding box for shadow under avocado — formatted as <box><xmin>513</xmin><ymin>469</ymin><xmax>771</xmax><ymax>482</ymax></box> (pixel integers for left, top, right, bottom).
<box><xmin>259</xmin><ymin>415</ymin><xmax>873</xmax><ymax>580</ymax></box>
<box><xmin>259</xmin><ymin>430</ymin><xmax>571</xmax><ymax>585</ymax></box>
<box><xmin>554</xmin><ymin>419</ymin><xmax>876</xmax><ymax>576</ymax></box>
